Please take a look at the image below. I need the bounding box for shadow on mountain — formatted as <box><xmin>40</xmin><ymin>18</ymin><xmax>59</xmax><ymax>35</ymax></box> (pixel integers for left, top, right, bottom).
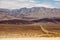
<box><xmin>32</xmin><ymin>18</ymin><xmax>60</xmax><ymax>23</ymax></box>
<box><xmin>0</xmin><ymin>18</ymin><xmax>60</xmax><ymax>24</ymax></box>
<box><xmin>0</xmin><ymin>19</ymin><xmax>32</xmax><ymax>24</ymax></box>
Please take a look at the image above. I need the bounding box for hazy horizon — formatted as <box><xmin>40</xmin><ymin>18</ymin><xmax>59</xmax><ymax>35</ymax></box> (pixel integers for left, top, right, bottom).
<box><xmin>0</xmin><ymin>0</ymin><xmax>60</xmax><ymax>9</ymax></box>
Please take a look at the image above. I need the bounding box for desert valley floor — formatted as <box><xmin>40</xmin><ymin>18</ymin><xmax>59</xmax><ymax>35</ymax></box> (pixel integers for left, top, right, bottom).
<box><xmin>0</xmin><ymin>22</ymin><xmax>60</xmax><ymax>38</ymax></box>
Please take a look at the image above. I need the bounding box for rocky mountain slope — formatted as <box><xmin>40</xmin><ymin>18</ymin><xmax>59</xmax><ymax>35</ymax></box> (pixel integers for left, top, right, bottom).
<box><xmin>0</xmin><ymin>7</ymin><xmax>60</xmax><ymax>21</ymax></box>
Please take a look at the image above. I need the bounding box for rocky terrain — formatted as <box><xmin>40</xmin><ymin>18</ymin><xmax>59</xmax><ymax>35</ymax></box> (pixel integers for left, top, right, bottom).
<box><xmin>0</xmin><ymin>7</ymin><xmax>60</xmax><ymax>37</ymax></box>
<box><xmin>0</xmin><ymin>7</ymin><xmax>60</xmax><ymax>20</ymax></box>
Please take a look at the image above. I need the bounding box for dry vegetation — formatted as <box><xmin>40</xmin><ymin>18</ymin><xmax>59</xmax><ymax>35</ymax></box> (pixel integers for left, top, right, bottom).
<box><xmin>0</xmin><ymin>23</ymin><xmax>60</xmax><ymax>38</ymax></box>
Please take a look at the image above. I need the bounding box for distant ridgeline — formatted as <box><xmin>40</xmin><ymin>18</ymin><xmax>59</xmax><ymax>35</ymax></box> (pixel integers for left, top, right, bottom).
<box><xmin>0</xmin><ymin>7</ymin><xmax>60</xmax><ymax>24</ymax></box>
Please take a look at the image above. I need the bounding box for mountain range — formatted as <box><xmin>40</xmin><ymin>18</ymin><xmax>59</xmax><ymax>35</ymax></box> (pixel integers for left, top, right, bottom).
<box><xmin>0</xmin><ymin>7</ymin><xmax>60</xmax><ymax>23</ymax></box>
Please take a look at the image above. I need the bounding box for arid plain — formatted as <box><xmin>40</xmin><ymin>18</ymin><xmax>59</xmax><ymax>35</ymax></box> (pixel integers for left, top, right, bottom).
<box><xmin>0</xmin><ymin>22</ymin><xmax>60</xmax><ymax>38</ymax></box>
